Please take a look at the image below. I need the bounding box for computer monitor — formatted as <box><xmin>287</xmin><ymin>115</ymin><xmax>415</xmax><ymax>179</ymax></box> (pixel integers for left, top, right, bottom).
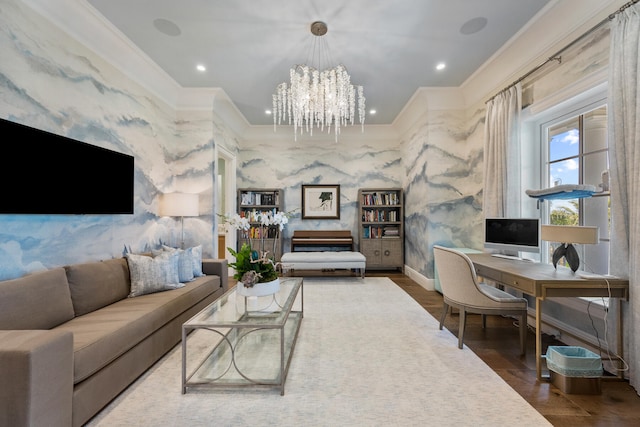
<box><xmin>484</xmin><ymin>218</ymin><xmax>540</xmax><ymax>255</ymax></box>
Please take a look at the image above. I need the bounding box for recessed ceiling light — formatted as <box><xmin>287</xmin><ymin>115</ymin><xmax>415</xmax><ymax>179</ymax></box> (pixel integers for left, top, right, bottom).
<box><xmin>369</xmin><ymin>109</ymin><xmax>377</xmax><ymax>115</ymax></box>
<box><xmin>436</xmin><ymin>63</ymin><xmax>446</xmax><ymax>71</ymax></box>
<box><xmin>196</xmin><ymin>64</ymin><xmax>206</xmax><ymax>72</ymax></box>
<box><xmin>265</xmin><ymin>109</ymin><xmax>272</xmax><ymax>115</ymax></box>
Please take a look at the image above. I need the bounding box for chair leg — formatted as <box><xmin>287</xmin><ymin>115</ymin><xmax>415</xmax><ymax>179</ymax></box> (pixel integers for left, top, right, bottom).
<box><xmin>481</xmin><ymin>314</ymin><xmax>486</xmax><ymax>329</ymax></box>
<box><xmin>519</xmin><ymin>312</ymin><xmax>527</xmax><ymax>356</ymax></box>
<box><xmin>439</xmin><ymin>302</ymin><xmax>449</xmax><ymax>330</ymax></box>
<box><xmin>458</xmin><ymin>309</ymin><xmax>467</xmax><ymax>349</ymax></box>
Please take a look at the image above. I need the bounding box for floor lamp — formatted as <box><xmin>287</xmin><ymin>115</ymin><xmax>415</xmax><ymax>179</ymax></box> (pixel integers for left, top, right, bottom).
<box><xmin>160</xmin><ymin>193</ymin><xmax>199</xmax><ymax>248</ymax></box>
<box><xmin>541</xmin><ymin>225</ymin><xmax>599</xmax><ymax>272</ymax></box>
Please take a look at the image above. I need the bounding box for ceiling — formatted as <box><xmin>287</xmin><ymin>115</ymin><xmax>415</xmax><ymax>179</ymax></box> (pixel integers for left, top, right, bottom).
<box><xmin>85</xmin><ymin>0</ymin><xmax>552</xmax><ymax>126</ymax></box>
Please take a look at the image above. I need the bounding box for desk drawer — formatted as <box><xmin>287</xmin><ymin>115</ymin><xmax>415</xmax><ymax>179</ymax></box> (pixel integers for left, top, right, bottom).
<box><xmin>474</xmin><ymin>264</ymin><xmax>494</xmax><ymax>279</ymax></box>
<box><xmin>500</xmin><ymin>272</ymin><xmax>534</xmax><ymax>294</ymax></box>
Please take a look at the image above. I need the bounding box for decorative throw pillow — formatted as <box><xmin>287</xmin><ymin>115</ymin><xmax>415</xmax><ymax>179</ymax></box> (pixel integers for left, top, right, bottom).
<box><xmin>125</xmin><ymin>251</ymin><xmax>183</xmax><ymax>297</ymax></box>
<box><xmin>190</xmin><ymin>244</ymin><xmax>205</xmax><ymax>277</ymax></box>
<box><xmin>160</xmin><ymin>245</ymin><xmax>195</xmax><ymax>283</ymax></box>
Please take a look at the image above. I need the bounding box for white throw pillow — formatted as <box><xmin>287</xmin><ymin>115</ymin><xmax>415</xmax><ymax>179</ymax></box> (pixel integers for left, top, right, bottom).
<box><xmin>125</xmin><ymin>252</ymin><xmax>183</xmax><ymax>297</ymax></box>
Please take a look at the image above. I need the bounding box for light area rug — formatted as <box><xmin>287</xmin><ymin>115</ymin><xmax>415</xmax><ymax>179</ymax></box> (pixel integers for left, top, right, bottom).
<box><xmin>87</xmin><ymin>277</ymin><xmax>551</xmax><ymax>426</ymax></box>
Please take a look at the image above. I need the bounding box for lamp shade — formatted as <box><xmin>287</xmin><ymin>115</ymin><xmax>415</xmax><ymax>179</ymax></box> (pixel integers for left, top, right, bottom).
<box><xmin>540</xmin><ymin>225</ymin><xmax>599</xmax><ymax>244</ymax></box>
<box><xmin>160</xmin><ymin>193</ymin><xmax>199</xmax><ymax>217</ymax></box>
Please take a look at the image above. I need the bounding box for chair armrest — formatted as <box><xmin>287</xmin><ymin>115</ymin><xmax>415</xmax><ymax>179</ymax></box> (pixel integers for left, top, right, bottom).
<box><xmin>0</xmin><ymin>330</ymin><xmax>73</xmax><ymax>427</ymax></box>
<box><xmin>202</xmin><ymin>258</ymin><xmax>229</xmax><ymax>292</ymax></box>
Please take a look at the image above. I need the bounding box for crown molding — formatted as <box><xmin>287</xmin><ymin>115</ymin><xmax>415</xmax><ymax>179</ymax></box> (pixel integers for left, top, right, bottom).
<box><xmin>462</xmin><ymin>0</ymin><xmax>625</xmax><ymax>107</ymax></box>
<box><xmin>21</xmin><ymin>0</ymin><xmax>246</xmax><ymax>120</ymax></box>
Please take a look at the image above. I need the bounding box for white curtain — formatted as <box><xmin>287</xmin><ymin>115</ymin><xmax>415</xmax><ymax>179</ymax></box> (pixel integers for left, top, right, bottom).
<box><xmin>608</xmin><ymin>4</ymin><xmax>640</xmax><ymax>392</ymax></box>
<box><xmin>483</xmin><ymin>83</ymin><xmax>522</xmax><ymax>218</ymax></box>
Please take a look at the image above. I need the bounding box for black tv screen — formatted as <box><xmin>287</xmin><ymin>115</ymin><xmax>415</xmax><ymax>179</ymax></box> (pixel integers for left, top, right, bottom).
<box><xmin>0</xmin><ymin>118</ymin><xmax>134</xmax><ymax>214</ymax></box>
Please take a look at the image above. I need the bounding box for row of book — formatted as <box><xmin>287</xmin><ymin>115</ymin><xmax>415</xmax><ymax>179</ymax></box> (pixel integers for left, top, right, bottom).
<box><xmin>239</xmin><ymin>227</ymin><xmax>279</xmax><ymax>239</ymax></box>
<box><xmin>361</xmin><ymin>192</ymin><xmax>401</xmax><ymax>206</ymax></box>
<box><xmin>362</xmin><ymin>226</ymin><xmax>400</xmax><ymax>239</ymax></box>
<box><xmin>239</xmin><ymin>208</ymin><xmax>278</xmax><ymax>222</ymax></box>
<box><xmin>362</xmin><ymin>209</ymin><xmax>400</xmax><ymax>222</ymax></box>
<box><xmin>239</xmin><ymin>191</ymin><xmax>279</xmax><ymax>206</ymax></box>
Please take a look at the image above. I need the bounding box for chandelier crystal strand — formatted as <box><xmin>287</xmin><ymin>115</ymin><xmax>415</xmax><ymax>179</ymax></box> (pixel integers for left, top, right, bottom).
<box><xmin>272</xmin><ymin>21</ymin><xmax>365</xmax><ymax>142</ymax></box>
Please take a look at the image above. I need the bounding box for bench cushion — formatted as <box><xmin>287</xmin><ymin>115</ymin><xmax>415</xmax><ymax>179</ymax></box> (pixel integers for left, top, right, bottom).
<box><xmin>281</xmin><ymin>251</ymin><xmax>365</xmax><ymax>263</ymax></box>
<box><xmin>281</xmin><ymin>252</ymin><xmax>366</xmax><ymax>276</ymax></box>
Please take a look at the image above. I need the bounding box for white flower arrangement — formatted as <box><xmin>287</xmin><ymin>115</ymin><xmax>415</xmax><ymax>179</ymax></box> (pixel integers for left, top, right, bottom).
<box><xmin>221</xmin><ymin>212</ymin><xmax>250</xmax><ymax>231</ymax></box>
<box><xmin>218</xmin><ymin>210</ymin><xmax>295</xmax><ymax>287</ymax></box>
<box><xmin>218</xmin><ymin>208</ymin><xmax>297</xmax><ymax>263</ymax></box>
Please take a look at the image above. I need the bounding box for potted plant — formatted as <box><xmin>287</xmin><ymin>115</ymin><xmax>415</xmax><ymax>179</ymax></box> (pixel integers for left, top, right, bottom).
<box><xmin>219</xmin><ymin>209</ymin><xmax>296</xmax><ymax>296</ymax></box>
<box><xmin>227</xmin><ymin>242</ymin><xmax>280</xmax><ymax>296</ymax></box>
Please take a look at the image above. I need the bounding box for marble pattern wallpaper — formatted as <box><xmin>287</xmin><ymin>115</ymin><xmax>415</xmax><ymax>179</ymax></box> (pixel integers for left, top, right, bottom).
<box><xmin>0</xmin><ymin>0</ymin><xmax>612</xmax><ymax>290</ymax></box>
<box><xmin>0</xmin><ymin>1</ymin><xmax>217</xmax><ymax>281</ymax></box>
<box><xmin>403</xmin><ymin>107</ymin><xmax>485</xmax><ymax>279</ymax></box>
<box><xmin>236</xmin><ymin>134</ymin><xmax>403</xmax><ymax>253</ymax></box>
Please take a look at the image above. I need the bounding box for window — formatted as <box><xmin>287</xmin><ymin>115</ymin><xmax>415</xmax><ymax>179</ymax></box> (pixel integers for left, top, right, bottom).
<box><xmin>542</xmin><ymin>105</ymin><xmax>610</xmax><ymax>274</ymax></box>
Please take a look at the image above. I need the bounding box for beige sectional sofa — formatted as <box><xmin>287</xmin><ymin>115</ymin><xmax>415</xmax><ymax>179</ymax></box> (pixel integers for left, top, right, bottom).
<box><xmin>0</xmin><ymin>254</ymin><xmax>228</xmax><ymax>427</ymax></box>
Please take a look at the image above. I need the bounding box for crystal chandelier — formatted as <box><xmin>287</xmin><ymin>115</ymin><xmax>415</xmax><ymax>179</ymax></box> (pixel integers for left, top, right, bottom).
<box><xmin>272</xmin><ymin>21</ymin><xmax>365</xmax><ymax>142</ymax></box>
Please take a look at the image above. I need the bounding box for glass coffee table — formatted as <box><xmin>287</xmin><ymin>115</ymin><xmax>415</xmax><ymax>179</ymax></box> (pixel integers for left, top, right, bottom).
<box><xmin>181</xmin><ymin>277</ymin><xmax>303</xmax><ymax>395</ymax></box>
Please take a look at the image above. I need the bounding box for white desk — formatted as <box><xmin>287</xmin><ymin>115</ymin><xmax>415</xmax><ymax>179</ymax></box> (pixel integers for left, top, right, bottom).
<box><xmin>466</xmin><ymin>253</ymin><xmax>629</xmax><ymax>381</ymax></box>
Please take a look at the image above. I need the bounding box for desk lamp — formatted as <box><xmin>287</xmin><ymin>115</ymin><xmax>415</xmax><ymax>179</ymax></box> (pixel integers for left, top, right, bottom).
<box><xmin>160</xmin><ymin>193</ymin><xmax>199</xmax><ymax>248</ymax></box>
<box><xmin>541</xmin><ymin>225</ymin><xmax>599</xmax><ymax>272</ymax></box>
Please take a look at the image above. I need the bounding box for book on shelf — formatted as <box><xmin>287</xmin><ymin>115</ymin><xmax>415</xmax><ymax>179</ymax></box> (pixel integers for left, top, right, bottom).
<box><xmin>240</xmin><ymin>191</ymin><xmax>280</xmax><ymax>206</ymax></box>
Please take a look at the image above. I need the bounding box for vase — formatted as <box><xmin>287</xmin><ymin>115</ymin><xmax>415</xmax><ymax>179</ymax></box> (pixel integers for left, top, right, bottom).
<box><xmin>236</xmin><ymin>277</ymin><xmax>280</xmax><ymax>297</ymax></box>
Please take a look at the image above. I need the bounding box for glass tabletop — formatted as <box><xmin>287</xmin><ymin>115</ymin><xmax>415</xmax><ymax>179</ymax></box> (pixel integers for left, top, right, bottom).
<box><xmin>184</xmin><ymin>277</ymin><xmax>302</xmax><ymax>328</ymax></box>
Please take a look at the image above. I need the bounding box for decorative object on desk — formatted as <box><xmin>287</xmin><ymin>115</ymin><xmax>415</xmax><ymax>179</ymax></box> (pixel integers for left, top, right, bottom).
<box><xmin>541</xmin><ymin>225</ymin><xmax>599</xmax><ymax>272</ymax></box>
<box><xmin>302</xmin><ymin>184</ymin><xmax>340</xmax><ymax>219</ymax></box>
<box><xmin>272</xmin><ymin>21</ymin><xmax>365</xmax><ymax>142</ymax></box>
<box><xmin>160</xmin><ymin>192</ymin><xmax>199</xmax><ymax>248</ymax></box>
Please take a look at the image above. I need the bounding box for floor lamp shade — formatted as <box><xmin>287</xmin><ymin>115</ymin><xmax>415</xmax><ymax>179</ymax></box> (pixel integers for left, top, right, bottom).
<box><xmin>160</xmin><ymin>193</ymin><xmax>199</xmax><ymax>217</ymax></box>
<box><xmin>160</xmin><ymin>193</ymin><xmax>199</xmax><ymax>248</ymax></box>
<box><xmin>541</xmin><ymin>225</ymin><xmax>599</xmax><ymax>272</ymax></box>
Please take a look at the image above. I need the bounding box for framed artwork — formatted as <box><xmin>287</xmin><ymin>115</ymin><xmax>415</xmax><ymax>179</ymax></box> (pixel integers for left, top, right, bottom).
<box><xmin>302</xmin><ymin>184</ymin><xmax>340</xmax><ymax>219</ymax></box>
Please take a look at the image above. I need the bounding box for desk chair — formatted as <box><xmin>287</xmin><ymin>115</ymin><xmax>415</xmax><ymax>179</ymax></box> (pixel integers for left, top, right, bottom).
<box><xmin>433</xmin><ymin>245</ymin><xmax>528</xmax><ymax>356</ymax></box>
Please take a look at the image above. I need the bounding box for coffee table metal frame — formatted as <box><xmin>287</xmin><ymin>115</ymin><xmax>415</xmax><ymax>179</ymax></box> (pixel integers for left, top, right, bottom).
<box><xmin>181</xmin><ymin>277</ymin><xmax>303</xmax><ymax>395</ymax></box>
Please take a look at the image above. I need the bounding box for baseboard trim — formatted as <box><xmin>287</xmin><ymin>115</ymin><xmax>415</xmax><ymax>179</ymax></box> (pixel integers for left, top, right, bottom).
<box><xmin>404</xmin><ymin>264</ymin><xmax>435</xmax><ymax>291</ymax></box>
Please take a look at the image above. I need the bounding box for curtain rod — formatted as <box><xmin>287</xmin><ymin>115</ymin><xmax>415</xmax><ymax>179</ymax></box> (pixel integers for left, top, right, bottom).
<box><xmin>486</xmin><ymin>0</ymin><xmax>640</xmax><ymax>104</ymax></box>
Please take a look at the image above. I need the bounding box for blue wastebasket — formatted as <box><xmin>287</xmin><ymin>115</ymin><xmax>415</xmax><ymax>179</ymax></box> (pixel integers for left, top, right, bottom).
<box><xmin>545</xmin><ymin>346</ymin><xmax>602</xmax><ymax>394</ymax></box>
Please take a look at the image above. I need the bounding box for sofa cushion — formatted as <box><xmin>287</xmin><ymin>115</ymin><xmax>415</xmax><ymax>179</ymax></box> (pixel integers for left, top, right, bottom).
<box><xmin>125</xmin><ymin>252</ymin><xmax>183</xmax><ymax>297</ymax></box>
<box><xmin>65</xmin><ymin>258</ymin><xmax>131</xmax><ymax>316</ymax></box>
<box><xmin>55</xmin><ymin>275</ymin><xmax>220</xmax><ymax>383</ymax></box>
<box><xmin>0</xmin><ymin>268</ymin><xmax>75</xmax><ymax>329</ymax></box>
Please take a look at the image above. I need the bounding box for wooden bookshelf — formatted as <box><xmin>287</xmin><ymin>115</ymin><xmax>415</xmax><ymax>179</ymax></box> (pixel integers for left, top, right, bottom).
<box><xmin>237</xmin><ymin>188</ymin><xmax>284</xmax><ymax>261</ymax></box>
<box><xmin>358</xmin><ymin>188</ymin><xmax>404</xmax><ymax>271</ymax></box>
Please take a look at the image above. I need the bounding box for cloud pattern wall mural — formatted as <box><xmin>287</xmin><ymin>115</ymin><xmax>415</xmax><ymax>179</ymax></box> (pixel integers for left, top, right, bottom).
<box><xmin>403</xmin><ymin>108</ymin><xmax>485</xmax><ymax>280</ymax></box>
<box><xmin>237</xmin><ymin>136</ymin><xmax>403</xmax><ymax>252</ymax></box>
<box><xmin>0</xmin><ymin>1</ymin><xmax>215</xmax><ymax>280</ymax></box>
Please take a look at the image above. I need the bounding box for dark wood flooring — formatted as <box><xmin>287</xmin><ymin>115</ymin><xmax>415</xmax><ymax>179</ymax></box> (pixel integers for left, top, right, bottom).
<box><xmin>378</xmin><ymin>271</ymin><xmax>640</xmax><ymax>427</ymax></box>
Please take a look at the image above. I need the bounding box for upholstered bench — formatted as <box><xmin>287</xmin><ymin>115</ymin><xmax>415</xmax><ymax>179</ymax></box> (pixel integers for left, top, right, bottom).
<box><xmin>280</xmin><ymin>251</ymin><xmax>366</xmax><ymax>278</ymax></box>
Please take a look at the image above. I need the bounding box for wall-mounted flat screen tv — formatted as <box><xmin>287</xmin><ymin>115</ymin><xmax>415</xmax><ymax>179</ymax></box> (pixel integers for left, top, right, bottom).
<box><xmin>0</xmin><ymin>118</ymin><xmax>134</xmax><ymax>214</ymax></box>
<box><xmin>484</xmin><ymin>217</ymin><xmax>540</xmax><ymax>254</ymax></box>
